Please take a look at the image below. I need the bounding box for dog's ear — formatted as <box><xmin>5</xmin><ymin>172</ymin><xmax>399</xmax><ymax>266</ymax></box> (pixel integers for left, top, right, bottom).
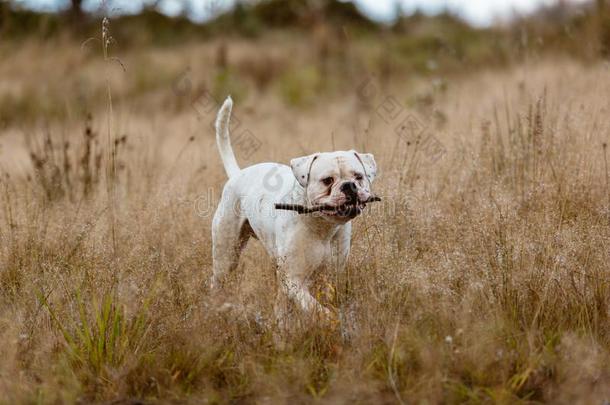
<box><xmin>290</xmin><ymin>154</ymin><xmax>318</xmax><ymax>187</ymax></box>
<box><xmin>353</xmin><ymin>151</ymin><xmax>377</xmax><ymax>183</ymax></box>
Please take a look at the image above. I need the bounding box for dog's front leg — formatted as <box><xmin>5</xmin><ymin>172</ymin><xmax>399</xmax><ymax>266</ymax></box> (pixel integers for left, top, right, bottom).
<box><xmin>274</xmin><ymin>270</ymin><xmax>330</xmax><ymax>333</ymax></box>
<box><xmin>276</xmin><ymin>250</ymin><xmax>331</xmax><ymax>321</ymax></box>
<box><xmin>329</xmin><ymin>222</ymin><xmax>352</xmax><ymax>276</ymax></box>
<box><xmin>330</xmin><ymin>223</ymin><xmax>357</xmax><ymax>340</ymax></box>
<box><xmin>283</xmin><ymin>275</ymin><xmax>328</xmax><ymax>316</ymax></box>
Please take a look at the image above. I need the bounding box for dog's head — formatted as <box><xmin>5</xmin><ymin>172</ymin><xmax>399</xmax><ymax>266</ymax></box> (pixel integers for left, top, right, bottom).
<box><xmin>290</xmin><ymin>150</ymin><xmax>377</xmax><ymax>222</ymax></box>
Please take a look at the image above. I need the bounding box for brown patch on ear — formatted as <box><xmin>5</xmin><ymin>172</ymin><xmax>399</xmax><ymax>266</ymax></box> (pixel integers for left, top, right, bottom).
<box><xmin>352</xmin><ymin>151</ymin><xmax>377</xmax><ymax>183</ymax></box>
<box><xmin>290</xmin><ymin>153</ymin><xmax>319</xmax><ymax>188</ymax></box>
<box><xmin>305</xmin><ymin>155</ymin><xmax>318</xmax><ymax>184</ymax></box>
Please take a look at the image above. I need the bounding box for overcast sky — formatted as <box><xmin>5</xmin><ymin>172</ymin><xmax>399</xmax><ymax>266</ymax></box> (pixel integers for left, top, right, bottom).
<box><xmin>14</xmin><ymin>0</ymin><xmax>588</xmax><ymax>27</ymax></box>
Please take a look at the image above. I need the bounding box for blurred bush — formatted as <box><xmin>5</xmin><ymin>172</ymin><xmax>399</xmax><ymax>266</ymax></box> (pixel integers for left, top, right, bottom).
<box><xmin>0</xmin><ymin>0</ymin><xmax>608</xmax><ymax>119</ymax></box>
<box><xmin>1</xmin><ymin>0</ymin><xmax>608</xmax><ymax>62</ymax></box>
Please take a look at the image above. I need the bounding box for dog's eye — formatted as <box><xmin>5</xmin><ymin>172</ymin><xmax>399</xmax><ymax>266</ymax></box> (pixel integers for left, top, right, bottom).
<box><xmin>321</xmin><ymin>177</ymin><xmax>334</xmax><ymax>186</ymax></box>
<box><xmin>355</xmin><ymin>173</ymin><xmax>364</xmax><ymax>181</ymax></box>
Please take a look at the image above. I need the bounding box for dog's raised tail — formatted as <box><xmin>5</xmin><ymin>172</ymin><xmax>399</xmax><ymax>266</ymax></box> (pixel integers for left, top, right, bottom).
<box><xmin>215</xmin><ymin>96</ymin><xmax>240</xmax><ymax>178</ymax></box>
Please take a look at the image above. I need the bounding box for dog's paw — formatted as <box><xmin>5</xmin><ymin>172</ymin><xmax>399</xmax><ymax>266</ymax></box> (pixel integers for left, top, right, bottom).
<box><xmin>319</xmin><ymin>307</ymin><xmax>340</xmax><ymax>327</ymax></box>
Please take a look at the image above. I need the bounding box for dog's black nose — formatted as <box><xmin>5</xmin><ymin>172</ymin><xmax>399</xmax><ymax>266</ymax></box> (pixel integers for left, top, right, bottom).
<box><xmin>340</xmin><ymin>181</ymin><xmax>358</xmax><ymax>203</ymax></box>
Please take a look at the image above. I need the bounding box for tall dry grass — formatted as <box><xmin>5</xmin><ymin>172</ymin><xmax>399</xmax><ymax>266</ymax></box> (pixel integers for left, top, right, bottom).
<box><xmin>0</xmin><ymin>31</ymin><xmax>609</xmax><ymax>404</ymax></box>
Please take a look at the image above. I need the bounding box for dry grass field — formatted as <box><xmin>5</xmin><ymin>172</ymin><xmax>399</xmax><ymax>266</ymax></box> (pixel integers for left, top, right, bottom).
<box><xmin>1</xmin><ymin>10</ymin><xmax>610</xmax><ymax>404</ymax></box>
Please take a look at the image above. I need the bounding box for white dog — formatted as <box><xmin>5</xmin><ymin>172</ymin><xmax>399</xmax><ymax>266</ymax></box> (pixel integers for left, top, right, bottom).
<box><xmin>211</xmin><ymin>96</ymin><xmax>377</xmax><ymax>321</ymax></box>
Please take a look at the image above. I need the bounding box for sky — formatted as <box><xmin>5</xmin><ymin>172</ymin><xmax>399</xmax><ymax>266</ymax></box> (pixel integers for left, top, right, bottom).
<box><xmin>13</xmin><ymin>0</ymin><xmax>588</xmax><ymax>27</ymax></box>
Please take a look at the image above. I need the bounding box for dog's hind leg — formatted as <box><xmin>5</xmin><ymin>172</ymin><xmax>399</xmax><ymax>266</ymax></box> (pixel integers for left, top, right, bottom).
<box><xmin>210</xmin><ymin>204</ymin><xmax>252</xmax><ymax>290</ymax></box>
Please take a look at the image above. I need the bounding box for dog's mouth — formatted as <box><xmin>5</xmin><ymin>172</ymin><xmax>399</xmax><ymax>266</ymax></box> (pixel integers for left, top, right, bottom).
<box><xmin>274</xmin><ymin>196</ymin><xmax>380</xmax><ymax>216</ymax></box>
<box><xmin>320</xmin><ymin>201</ymin><xmax>366</xmax><ymax>218</ymax></box>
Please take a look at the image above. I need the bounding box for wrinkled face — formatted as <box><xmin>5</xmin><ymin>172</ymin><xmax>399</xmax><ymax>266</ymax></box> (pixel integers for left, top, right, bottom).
<box><xmin>291</xmin><ymin>150</ymin><xmax>377</xmax><ymax>222</ymax></box>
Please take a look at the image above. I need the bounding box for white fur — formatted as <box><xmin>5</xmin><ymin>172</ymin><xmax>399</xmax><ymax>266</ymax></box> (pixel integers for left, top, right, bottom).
<box><xmin>215</xmin><ymin>96</ymin><xmax>240</xmax><ymax>178</ymax></box>
<box><xmin>210</xmin><ymin>97</ymin><xmax>377</xmax><ymax>322</ymax></box>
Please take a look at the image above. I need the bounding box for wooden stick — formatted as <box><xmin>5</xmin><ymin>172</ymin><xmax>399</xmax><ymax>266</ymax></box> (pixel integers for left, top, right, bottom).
<box><xmin>275</xmin><ymin>196</ymin><xmax>381</xmax><ymax>214</ymax></box>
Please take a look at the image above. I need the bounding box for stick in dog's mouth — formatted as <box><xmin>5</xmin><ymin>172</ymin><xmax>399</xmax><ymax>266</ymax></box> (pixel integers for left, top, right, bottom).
<box><xmin>275</xmin><ymin>196</ymin><xmax>382</xmax><ymax>215</ymax></box>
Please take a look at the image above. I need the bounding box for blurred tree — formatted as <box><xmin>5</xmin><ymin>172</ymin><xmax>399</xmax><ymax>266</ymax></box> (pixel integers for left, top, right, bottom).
<box><xmin>140</xmin><ymin>0</ymin><xmax>162</xmax><ymax>14</ymax></box>
<box><xmin>0</xmin><ymin>1</ymin><xmax>7</xmax><ymax>33</ymax></box>
<box><xmin>71</xmin><ymin>0</ymin><xmax>83</xmax><ymax>18</ymax></box>
<box><xmin>596</xmin><ymin>0</ymin><xmax>609</xmax><ymax>56</ymax></box>
<box><xmin>68</xmin><ymin>0</ymin><xmax>87</xmax><ymax>33</ymax></box>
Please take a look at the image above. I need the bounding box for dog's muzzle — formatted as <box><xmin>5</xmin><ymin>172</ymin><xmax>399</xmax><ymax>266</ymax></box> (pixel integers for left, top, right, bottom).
<box><xmin>340</xmin><ymin>181</ymin><xmax>359</xmax><ymax>205</ymax></box>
